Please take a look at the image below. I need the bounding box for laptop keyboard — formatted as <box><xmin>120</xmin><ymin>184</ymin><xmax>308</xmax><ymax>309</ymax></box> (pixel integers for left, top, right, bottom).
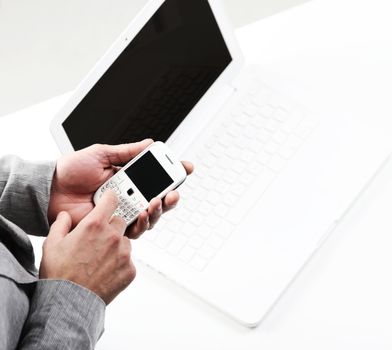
<box><xmin>143</xmin><ymin>79</ymin><xmax>318</xmax><ymax>271</ymax></box>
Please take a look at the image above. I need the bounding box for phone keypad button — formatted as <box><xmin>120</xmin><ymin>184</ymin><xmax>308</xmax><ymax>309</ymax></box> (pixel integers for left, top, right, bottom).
<box><xmin>100</xmin><ymin>182</ymin><xmax>145</xmax><ymax>225</ymax></box>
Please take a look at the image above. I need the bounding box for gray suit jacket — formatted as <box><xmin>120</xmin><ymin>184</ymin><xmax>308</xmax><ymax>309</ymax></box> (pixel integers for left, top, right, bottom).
<box><xmin>0</xmin><ymin>155</ymin><xmax>105</xmax><ymax>350</ymax></box>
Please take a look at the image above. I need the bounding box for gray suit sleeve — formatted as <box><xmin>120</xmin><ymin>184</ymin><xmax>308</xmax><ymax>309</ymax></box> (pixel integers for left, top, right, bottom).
<box><xmin>18</xmin><ymin>280</ymin><xmax>106</xmax><ymax>349</ymax></box>
<box><xmin>0</xmin><ymin>155</ymin><xmax>55</xmax><ymax>237</ymax></box>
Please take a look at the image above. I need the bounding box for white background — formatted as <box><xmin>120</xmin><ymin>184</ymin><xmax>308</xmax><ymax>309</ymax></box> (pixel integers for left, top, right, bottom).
<box><xmin>0</xmin><ymin>0</ymin><xmax>310</xmax><ymax>117</ymax></box>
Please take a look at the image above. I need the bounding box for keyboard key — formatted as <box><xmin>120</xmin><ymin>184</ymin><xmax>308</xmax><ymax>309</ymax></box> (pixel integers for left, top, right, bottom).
<box><xmin>205</xmin><ymin>214</ymin><xmax>222</xmax><ymax>228</ymax></box>
<box><xmin>274</xmin><ymin>108</ymin><xmax>290</xmax><ymax>122</ymax></box>
<box><xmin>232</xmin><ymin>160</ymin><xmax>247</xmax><ymax>174</ymax></box>
<box><xmin>248</xmin><ymin>138</ymin><xmax>263</xmax><ymax>153</ymax></box>
<box><xmin>226</xmin><ymin>145</ymin><xmax>241</xmax><ymax>159</ymax></box>
<box><xmin>215</xmin><ymin>180</ymin><xmax>230</xmax><ymax>195</ymax></box>
<box><xmin>178</xmin><ymin>246</ymin><xmax>196</xmax><ymax>263</ymax></box>
<box><xmin>207</xmin><ymin>191</ymin><xmax>221</xmax><ymax>206</ymax></box>
<box><xmin>214</xmin><ymin>203</ymin><xmax>230</xmax><ymax>217</ymax></box>
<box><xmin>217</xmin><ymin>133</ymin><xmax>232</xmax><ymax>147</ymax></box>
<box><xmin>239</xmin><ymin>171</ymin><xmax>255</xmax><ymax>186</ymax></box>
<box><xmin>188</xmin><ymin>236</ymin><xmax>204</xmax><ymax>249</ymax></box>
<box><xmin>256</xmin><ymin>151</ymin><xmax>271</xmax><ymax>165</ymax></box>
<box><xmin>199</xmin><ymin>244</ymin><xmax>216</xmax><ymax>260</ymax></box>
<box><xmin>155</xmin><ymin>231</ymin><xmax>174</xmax><ymax>249</ymax></box>
<box><xmin>223</xmin><ymin>192</ymin><xmax>238</xmax><ymax>206</ymax></box>
<box><xmin>197</xmin><ymin>225</ymin><xmax>214</xmax><ymax>239</ymax></box>
<box><xmin>182</xmin><ymin>222</ymin><xmax>198</xmax><ymax>237</ymax></box>
<box><xmin>167</xmin><ymin>237</ymin><xmax>187</xmax><ymax>256</ymax></box>
<box><xmin>249</xmin><ymin>162</ymin><xmax>264</xmax><ymax>176</ymax></box>
<box><xmin>265</xmin><ymin>142</ymin><xmax>279</xmax><ymax>155</ymax></box>
<box><xmin>253</xmin><ymin>88</ymin><xmax>270</xmax><ymax>105</ymax></box>
<box><xmin>209</xmin><ymin>166</ymin><xmax>225</xmax><ymax>180</ymax></box>
<box><xmin>198</xmin><ymin>202</ymin><xmax>214</xmax><ymax>216</ymax></box>
<box><xmin>243</xmin><ymin>126</ymin><xmax>258</xmax><ymax>139</ymax></box>
<box><xmin>260</xmin><ymin>104</ymin><xmax>274</xmax><ymax>118</ymax></box>
<box><xmin>200</xmin><ymin>177</ymin><xmax>216</xmax><ymax>191</ymax></box>
<box><xmin>243</xmin><ymin>103</ymin><xmax>259</xmax><ymax>117</ymax></box>
<box><xmin>175</xmin><ymin>207</ymin><xmax>191</xmax><ymax>222</ymax></box>
<box><xmin>256</xmin><ymin>129</ymin><xmax>271</xmax><ymax>143</ymax></box>
<box><xmin>167</xmin><ymin>218</ymin><xmax>183</xmax><ymax>233</ymax></box>
<box><xmin>240</xmin><ymin>149</ymin><xmax>255</xmax><ymax>163</ymax></box>
<box><xmin>222</xmin><ymin>170</ymin><xmax>238</xmax><ymax>184</ymax></box>
<box><xmin>189</xmin><ymin>212</ymin><xmax>204</xmax><ymax>227</ymax></box>
<box><xmin>231</xmin><ymin>183</ymin><xmax>246</xmax><ymax>197</ymax></box>
<box><xmin>202</xmin><ymin>154</ymin><xmax>216</xmax><ymax>168</ymax></box>
<box><xmin>273</xmin><ymin>130</ymin><xmax>289</xmax><ymax>144</ymax></box>
<box><xmin>265</xmin><ymin>119</ymin><xmax>279</xmax><ymax>132</ymax></box>
<box><xmin>190</xmin><ymin>255</ymin><xmax>209</xmax><ymax>271</ymax></box>
<box><xmin>207</xmin><ymin>234</ymin><xmax>225</xmax><ymax>249</ymax></box>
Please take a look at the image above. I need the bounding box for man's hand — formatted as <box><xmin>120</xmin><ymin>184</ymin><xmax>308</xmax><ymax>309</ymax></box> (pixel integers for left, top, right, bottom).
<box><xmin>40</xmin><ymin>191</ymin><xmax>135</xmax><ymax>304</ymax></box>
<box><xmin>48</xmin><ymin>139</ymin><xmax>193</xmax><ymax>239</ymax></box>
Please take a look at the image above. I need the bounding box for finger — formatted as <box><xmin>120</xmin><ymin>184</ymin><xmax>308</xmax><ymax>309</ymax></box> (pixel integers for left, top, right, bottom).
<box><xmin>125</xmin><ymin>211</ymin><xmax>150</xmax><ymax>239</ymax></box>
<box><xmin>162</xmin><ymin>191</ymin><xmax>180</xmax><ymax>213</ymax></box>
<box><xmin>111</xmin><ymin>165</ymin><xmax>122</xmax><ymax>173</ymax></box>
<box><xmin>181</xmin><ymin>161</ymin><xmax>194</xmax><ymax>175</ymax></box>
<box><xmin>90</xmin><ymin>189</ymin><xmax>119</xmax><ymax>223</ymax></box>
<box><xmin>109</xmin><ymin>214</ymin><xmax>128</xmax><ymax>235</ymax></box>
<box><xmin>100</xmin><ymin>139</ymin><xmax>154</xmax><ymax>166</ymax></box>
<box><xmin>46</xmin><ymin>211</ymin><xmax>72</xmax><ymax>246</ymax></box>
<box><xmin>147</xmin><ymin>198</ymin><xmax>163</xmax><ymax>229</ymax></box>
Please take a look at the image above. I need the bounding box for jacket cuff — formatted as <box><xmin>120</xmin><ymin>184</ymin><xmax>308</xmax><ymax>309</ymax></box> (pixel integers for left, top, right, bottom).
<box><xmin>21</xmin><ymin>279</ymin><xmax>105</xmax><ymax>349</ymax></box>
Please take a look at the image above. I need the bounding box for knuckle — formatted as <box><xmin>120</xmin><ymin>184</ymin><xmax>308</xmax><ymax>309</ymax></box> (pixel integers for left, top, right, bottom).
<box><xmin>119</xmin><ymin>239</ymin><xmax>131</xmax><ymax>260</ymax></box>
<box><xmin>111</xmin><ymin>215</ymin><xmax>126</xmax><ymax>228</ymax></box>
<box><xmin>108</xmin><ymin>232</ymin><xmax>121</xmax><ymax>246</ymax></box>
<box><xmin>119</xmin><ymin>250</ymin><xmax>131</xmax><ymax>265</ymax></box>
<box><xmin>91</xmin><ymin>144</ymin><xmax>104</xmax><ymax>153</ymax></box>
<box><xmin>125</xmin><ymin>264</ymin><xmax>136</xmax><ymax>285</ymax></box>
<box><xmin>86</xmin><ymin>217</ymin><xmax>104</xmax><ymax>231</ymax></box>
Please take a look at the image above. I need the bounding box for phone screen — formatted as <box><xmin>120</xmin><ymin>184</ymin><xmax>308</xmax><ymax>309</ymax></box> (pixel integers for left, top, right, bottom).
<box><xmin>124</xmin><ymin>151</ymin><xmax>174</xmax><ymax>202</ymax></box>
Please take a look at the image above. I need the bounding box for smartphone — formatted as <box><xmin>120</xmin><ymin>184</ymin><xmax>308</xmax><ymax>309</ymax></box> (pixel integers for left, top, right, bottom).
<box><xmin>93</xmin><ymin>141</ymin><xmax>187</xmax><ymax>226</ymax></box>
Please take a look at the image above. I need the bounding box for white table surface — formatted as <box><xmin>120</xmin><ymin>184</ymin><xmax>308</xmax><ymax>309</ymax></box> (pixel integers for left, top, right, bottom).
<box><xmin>1</xmin><ymin>0</ymin><xmax>392</xmax><ymax>348</ymax></box>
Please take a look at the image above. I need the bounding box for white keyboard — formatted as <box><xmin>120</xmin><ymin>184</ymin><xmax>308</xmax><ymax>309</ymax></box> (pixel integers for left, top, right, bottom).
<box><xmin>144</xmin><ymin>79</ymin><xmax>318</xmax><ymax>271</ymax></box>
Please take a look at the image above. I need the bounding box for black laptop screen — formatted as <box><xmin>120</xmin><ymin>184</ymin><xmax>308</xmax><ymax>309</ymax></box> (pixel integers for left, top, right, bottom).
<box><xmin>62</xmin><ymin>0</ymin><xmax>233</xmax><ymax>150</ymax></box>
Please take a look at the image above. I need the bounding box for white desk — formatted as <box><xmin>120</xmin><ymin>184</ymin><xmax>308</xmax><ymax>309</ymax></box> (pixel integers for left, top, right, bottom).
<box><xmin>1</xmin><ymin>0</ymin><xmax>392</xmax><ymax>348</ymax></box>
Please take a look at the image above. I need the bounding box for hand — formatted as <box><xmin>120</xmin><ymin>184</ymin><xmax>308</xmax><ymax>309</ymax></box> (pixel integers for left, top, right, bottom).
<box><xmin>40</xmin><ymin>191</ymin><xmax>134</xmax><ymax>304</ymax></box>
<box><xmin>48</xmin><ymin>139</ymin><xmax>194</xmax><ymax>238</ymax></box>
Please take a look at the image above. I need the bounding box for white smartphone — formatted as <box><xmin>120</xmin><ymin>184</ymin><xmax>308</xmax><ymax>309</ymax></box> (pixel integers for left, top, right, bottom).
<box><xmin>93</xmin><ymin>141</ymin><xmax>187</xmax><ymax>226</ymax></box>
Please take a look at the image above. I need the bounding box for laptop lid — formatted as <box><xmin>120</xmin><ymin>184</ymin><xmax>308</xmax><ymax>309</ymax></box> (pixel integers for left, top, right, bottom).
<box><xmin>50</xmin><ymin>0</ymin><xmax>244</xmax><ymax>154</ymax></box>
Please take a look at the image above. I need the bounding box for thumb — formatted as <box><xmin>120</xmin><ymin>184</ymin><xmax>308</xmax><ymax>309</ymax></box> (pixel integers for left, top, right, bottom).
<box><xmin>46</xmin><ymin>211</ymin><xmax>72</xmax><ymax>246</ymax></box>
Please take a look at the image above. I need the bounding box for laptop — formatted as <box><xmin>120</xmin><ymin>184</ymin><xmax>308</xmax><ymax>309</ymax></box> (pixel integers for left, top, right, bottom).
<box><xmin>50</xmin><ymin>0</ymin><xmax>389</xmax><ymax>326</ymax></box>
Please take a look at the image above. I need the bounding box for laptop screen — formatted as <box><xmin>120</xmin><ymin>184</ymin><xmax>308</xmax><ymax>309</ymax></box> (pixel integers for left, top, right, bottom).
<box><xmin>62</xmin><ymin>0</ymin><xmax>233</xmax><ymax>151</ymax></box>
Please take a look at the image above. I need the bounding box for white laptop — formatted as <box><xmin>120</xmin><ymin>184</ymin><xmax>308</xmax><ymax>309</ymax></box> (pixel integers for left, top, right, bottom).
<box><xmin>50</xmin><ymin>0</ymin><xmax>389</xmax><ymax>326</ymax></box>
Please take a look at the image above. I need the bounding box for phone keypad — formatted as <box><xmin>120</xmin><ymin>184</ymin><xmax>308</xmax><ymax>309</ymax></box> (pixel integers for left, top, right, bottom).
<box><xmin>100</xmin><ymin>179</ymin><xmax>145</xmax><ymax>225</ymax></box>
